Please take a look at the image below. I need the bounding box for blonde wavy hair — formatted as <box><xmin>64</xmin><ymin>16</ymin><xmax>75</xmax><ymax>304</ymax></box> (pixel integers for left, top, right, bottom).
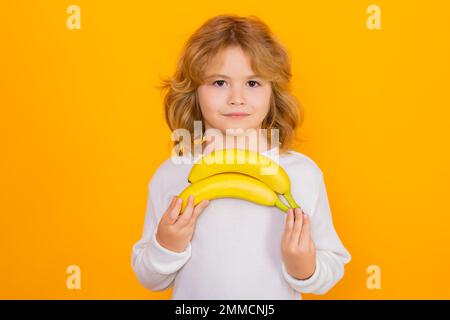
<box><xmin>157</xmin><ymin>14</ymin><xmax>305</xmax><ymax>157</ymax></box>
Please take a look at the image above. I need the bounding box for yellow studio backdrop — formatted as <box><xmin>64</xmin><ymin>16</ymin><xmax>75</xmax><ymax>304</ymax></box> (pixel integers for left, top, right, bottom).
<box><xmin>1</xmin><ymin>1</ymin><xmax>449</xmax><ymax>299</ymax></box>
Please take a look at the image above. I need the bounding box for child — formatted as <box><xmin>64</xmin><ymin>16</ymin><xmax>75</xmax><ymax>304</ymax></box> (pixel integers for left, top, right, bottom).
<box><xmin>131</xmin><ymin>14</ymin><xmax>351</xmax><ymax>300</ymax></box>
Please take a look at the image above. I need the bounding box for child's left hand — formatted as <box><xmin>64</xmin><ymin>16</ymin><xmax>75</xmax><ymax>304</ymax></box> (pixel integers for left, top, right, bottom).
<box><xmin>281</xmin><ymin>208</ymin><xmax>317</xmax><ymax>280</ymax></box>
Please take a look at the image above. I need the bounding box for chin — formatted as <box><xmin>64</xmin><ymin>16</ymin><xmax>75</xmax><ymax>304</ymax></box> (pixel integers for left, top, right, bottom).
<box><xmin>222</xmin><ymin>124</ymin><xmax>253</xmax><ymax>132</ymax></box>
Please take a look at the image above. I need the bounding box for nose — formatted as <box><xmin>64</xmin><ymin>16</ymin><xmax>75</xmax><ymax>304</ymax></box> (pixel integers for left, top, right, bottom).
<box><xmin>228</xmin><ymin>86</ymin><xmax>245</xmax><ymax>106</ymax></box>
<box><xmin>230</xmin><ymin>100</ymin><xmax>244</xmax><ymax>106</ymax></box>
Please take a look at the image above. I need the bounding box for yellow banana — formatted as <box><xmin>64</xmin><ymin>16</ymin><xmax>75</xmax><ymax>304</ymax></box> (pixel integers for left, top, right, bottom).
<box><xmin>188</xmin><ymin>148</ymin><xmax>300</xmax><ymax>208</ymax></box>
<box><xmin>178</xmin><ymin>173</ymin><xmax>290</xmax><ymax>214</ymax></box>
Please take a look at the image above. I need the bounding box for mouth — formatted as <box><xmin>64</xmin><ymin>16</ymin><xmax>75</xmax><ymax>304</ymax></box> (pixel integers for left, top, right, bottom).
<box><xmin>223</xmin><ymin>112</ymin><xmax>250</xmax><ymax>118</ymax></box>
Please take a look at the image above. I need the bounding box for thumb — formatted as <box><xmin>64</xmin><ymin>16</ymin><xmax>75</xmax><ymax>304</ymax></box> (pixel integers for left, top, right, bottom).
<box><xmin>190</xmin><ymin>199</ymin><xmax>210</xmax><ymax>223</ymax></box>
<box><xmin>299</xmin><ymin>212</ymin><xmax>312</xmax><ymax>244</ymax></box>
<box><xmin>164</xmin><ymin>196</ymin><xmax>182</xmax><ymax>224</ymax></box>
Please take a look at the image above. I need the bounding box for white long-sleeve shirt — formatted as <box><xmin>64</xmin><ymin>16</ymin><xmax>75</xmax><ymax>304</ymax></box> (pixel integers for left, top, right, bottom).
<box><xmin>131</xmin><ymin>148</ymin><xmax>351</xmax><ymax>299</ymax></box>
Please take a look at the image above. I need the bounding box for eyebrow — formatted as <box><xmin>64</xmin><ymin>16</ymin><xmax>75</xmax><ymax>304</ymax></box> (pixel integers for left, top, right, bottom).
<box><xmin>204</xmin><ymin>74</ymin><xmax>261</xmax><ymax>80</ymax></box>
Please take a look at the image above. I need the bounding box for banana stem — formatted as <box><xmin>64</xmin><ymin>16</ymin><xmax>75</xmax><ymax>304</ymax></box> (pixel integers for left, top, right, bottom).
<box><xmin>284</xmin><ymin>191</ymin><xmax>300</xmax><ymax>208</ymax></box>
<box><xmin>275</xmin><ymin>198</ymin><xmax>290</xmax><ymax>213</ymax></box>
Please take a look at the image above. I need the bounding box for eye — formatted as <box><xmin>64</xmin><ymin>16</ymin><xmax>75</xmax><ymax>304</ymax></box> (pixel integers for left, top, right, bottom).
<box><xmin>248</xmin><ymin>80</ymin><xmax>261</xmax><ymax>87</ymax></box>
<box><xmin>213</xmin><ymin>80</ymin><xmax>227</xmax><ymax>87</ymax></box>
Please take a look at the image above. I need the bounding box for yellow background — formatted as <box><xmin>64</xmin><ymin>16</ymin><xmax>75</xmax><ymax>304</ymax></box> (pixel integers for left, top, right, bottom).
<box><xmin>1</xmin><ymin>0</ymin><xmax>449</xmax><ymax>299</ymax></box>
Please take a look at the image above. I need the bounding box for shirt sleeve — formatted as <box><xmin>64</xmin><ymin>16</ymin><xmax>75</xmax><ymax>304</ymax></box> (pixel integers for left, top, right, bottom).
<box><xmin>282</xmin><ymin>172</ymin><xmax>351</xmax><ymax>295</ymax></box>
<box><xmin>130</xmin><ymin>171</ymin><xmax>192</xmax><ymax>292</ymax></box>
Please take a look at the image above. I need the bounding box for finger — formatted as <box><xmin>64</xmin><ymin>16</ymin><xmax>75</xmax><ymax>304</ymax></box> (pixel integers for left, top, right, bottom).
<box><xmin>299</xmin><ymin>212</ymin><xmax>312</xmax><ymax>246</ymax></box>
<box><xmin>169</xmin><ymin>195</ymin><xmax>177</xmax><ymax>209</ymax></box>
<box><xmin>176</xmin><ymin>195</ymin><xmax>195</xmax><ymax>226</ymax></box>
<box><xmin>282</xmin><ymin>208</ymin><xmax>294</xmax><ymax>246</ymax></box>
<box><xmin>163</xmin><ymin>196</ymin><xmax>176</xmax><ymax>222</ymax></box>
<box><xmin>290</xmin><ymin>207</ymin><xmax>304</xmax><ymax>245</ymax></box>
<box><xmin>310</xmin><ymin>235</ymin><xmax>316</xmax><ymax>251</ymax></box>
<box><xmin>165</xmin><ymin>197</ymin><xmax>182</xmax><ymax>224</ymax></box>
<box><xmin>189</xmin><ymin>199</ymin><xmax>210</xmax><ymax>226</ymax></box>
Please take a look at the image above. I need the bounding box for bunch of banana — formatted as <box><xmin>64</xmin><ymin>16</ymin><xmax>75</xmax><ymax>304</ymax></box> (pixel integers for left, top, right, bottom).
<box><xmin>177</xmin><ymin>148</ymin><xmax>300</xmax><ymax>214</ymax></box>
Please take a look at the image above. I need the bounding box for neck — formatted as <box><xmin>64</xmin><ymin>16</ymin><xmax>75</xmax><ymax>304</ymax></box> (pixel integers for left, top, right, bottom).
<box><xmin>200</xmin><ymin>127</ymin><xmax>277</xmax><ymax>155</ymax></box>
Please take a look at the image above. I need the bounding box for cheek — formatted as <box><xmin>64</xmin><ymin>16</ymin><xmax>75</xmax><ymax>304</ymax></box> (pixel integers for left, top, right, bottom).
<box><xmin>251</xmin><ymin>88</ymin><xmax>272</xmax><ymax>114</ymax></box>
<box><xmin>198</xmin><ymin>87</ymin><xmax>225</xmax><ymax>114</ymax></box>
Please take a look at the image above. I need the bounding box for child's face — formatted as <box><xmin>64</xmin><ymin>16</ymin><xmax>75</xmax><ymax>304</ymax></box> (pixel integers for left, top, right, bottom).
<box><xmin>197</xmin><ymin>46</ymin><xmax>272</xmax><ymax>134</ymax></box>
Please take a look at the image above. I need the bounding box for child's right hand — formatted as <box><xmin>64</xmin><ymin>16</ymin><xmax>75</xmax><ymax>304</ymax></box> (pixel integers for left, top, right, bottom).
<box><xmin>155</xmin><ymin>195</ymin><xmax>209</xmax><ymax>253</ymax></box>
